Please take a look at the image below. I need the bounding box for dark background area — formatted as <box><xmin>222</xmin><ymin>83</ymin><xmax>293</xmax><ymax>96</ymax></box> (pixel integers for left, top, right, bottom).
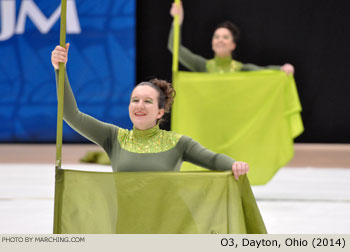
<box><xmin>136</xmin><ymin>0</ymin><xmax>350</xmax><ymax>143</ymax></box>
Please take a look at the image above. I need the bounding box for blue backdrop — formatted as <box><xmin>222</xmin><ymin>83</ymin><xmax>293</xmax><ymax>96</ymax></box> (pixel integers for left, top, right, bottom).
<box><xmin>0</xmin><ymin>0</ymin><xmax>135</xmax><ymax>142</ymax></box>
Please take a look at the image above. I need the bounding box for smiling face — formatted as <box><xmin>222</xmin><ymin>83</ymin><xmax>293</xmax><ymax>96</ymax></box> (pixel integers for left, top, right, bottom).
<box><xmin>129</xmin><ymin>85</ymin><xmax>165</xmax><ymax>130</ymax></box>
<box><xmin>211</xmin><ymin>27</ymin><xmax>236</xmax><ymax>57</ymax></box>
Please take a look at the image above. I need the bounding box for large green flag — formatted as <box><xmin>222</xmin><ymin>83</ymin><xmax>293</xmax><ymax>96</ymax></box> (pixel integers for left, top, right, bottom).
<box><xmin>171</xmin><ymin>70</ymin><xmax>303</xmax><ymax>185</ymax></box>
<box><xmin>54</xmin><ymin>170</ymin><xmax>266</xmax><ymax>234</ymax></box>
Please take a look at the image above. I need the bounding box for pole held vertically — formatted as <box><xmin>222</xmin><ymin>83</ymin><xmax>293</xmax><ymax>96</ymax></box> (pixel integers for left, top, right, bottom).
<box><xmin>172</xmin><ymin>0</ymin><xmax>180</xmax><ymax>74</ymax></box>
<box><xmin>55</xmin><ymin>0</ymin><xmax>67</xmax><ymax>170</ymax></box>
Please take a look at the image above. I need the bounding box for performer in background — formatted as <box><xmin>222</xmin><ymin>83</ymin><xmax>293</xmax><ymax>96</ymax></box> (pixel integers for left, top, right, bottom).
<box><xmin>168</xmin><ymin>1</ymin><xmax>295</xmax><ymax>74</ymax></box>
<box><xmin>51</xmin><ymin>43</ymin><xmax>249</xmax><ymax>180</ymax></box>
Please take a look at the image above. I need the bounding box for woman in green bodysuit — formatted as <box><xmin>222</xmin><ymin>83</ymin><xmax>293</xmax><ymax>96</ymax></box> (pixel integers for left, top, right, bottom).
<box><xmin>169</xmin><ymin>1</ymin><xmax>295</xmax><ymax>74</ymax></box>
<box><xmin>51</xmin><ymin>43</ymin><xmax>249</xmax><ymax>180</ymax></box>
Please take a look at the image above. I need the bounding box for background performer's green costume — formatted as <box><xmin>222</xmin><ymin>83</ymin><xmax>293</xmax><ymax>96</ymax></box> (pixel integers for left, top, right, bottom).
<box><xmin>167</xmin><ymin>25</ymin><xmax>281</xmax><ymax>73</ymax></box>
<box><xmin>56</xmin><ymin>71</ymin><xmax>236</xmax><ymax>171</ymax></box>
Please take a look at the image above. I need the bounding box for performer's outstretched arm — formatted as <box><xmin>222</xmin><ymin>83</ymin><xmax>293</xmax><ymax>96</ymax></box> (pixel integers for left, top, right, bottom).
<box><xmin>168</xmin><ymin>2</ymin><xmax>207</xmax><ymax>72</ymax></box>
<box><xmin>168</xmin><ymin>24</ymin><xmax>207</xmax><ymax>72</ymax></box>
<box><xmin>241</xmin><ymin>63</ymin><xmax>295</xmax><ymax>75</ymax></box>
<box><xmin>52</xmin><ymin>44</ymin><xmax>117</xmax><ymax>150</ymax></box>
<box><xmin>179</xmin><ymin>136</ymin><xmax>249</xmax><ymax>180</ymax></box>
<box><xmin>241</xmin><ymin>63</ymin><xmax>280</xmax><ymax>71</ymax></box>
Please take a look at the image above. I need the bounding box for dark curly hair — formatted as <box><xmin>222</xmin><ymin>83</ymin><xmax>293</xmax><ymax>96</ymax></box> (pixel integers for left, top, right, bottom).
<box><xmin>215</xmin><ymin>21</ymin><xmax>240</xmax><ymax>43</ymax></box>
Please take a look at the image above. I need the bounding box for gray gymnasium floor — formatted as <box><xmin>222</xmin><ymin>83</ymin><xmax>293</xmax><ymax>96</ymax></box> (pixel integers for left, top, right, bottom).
<box><xmin>0</xmin><ymin>144</ymin><xmax>349</xmax><ymax>234</ymax></box>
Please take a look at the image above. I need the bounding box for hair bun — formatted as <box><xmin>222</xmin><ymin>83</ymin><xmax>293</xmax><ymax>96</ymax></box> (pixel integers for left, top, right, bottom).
<box><xmin>149</xmin><ymin>78</ymin><xmax>176</xmax><ymax>113</ymax></box>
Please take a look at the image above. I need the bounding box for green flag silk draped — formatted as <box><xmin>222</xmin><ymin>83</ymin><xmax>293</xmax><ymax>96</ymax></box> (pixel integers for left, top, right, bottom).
<box><xmin>54</xmin><ymin>171</ymin><xmax>266</xmax><ymax>234</ymax></box>
<box><xmin>170</xmin><ymin>2</ymin><xmax>303</xmax><ymax>186</ymax></box>
<box><xmin>53</xmin><ymin>0</ymin><xmax>266</xmax><ymax>234</ymax></box>
<box><xmin>171</xmin><ymin>71</ymin><xmax>303</xmax><ymax>185</ymax></box>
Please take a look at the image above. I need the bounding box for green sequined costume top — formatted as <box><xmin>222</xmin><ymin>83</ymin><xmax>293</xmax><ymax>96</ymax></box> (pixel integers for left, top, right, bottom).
<box><xmin>55</xmin><ymin>71</ymin><xmax>235</xmax><ymax>172</ymax></box>
<box><xmin>168</xmin><ymin>25</ymin><xmax>280</xmax><ymax>73</ymax></box>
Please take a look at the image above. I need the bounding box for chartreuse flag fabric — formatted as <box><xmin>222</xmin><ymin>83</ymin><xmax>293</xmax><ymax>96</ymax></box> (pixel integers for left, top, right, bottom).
<box><xmin>53</xmin><ymin>170</ymin><xmax>266</xmax><ymax>234</ymax></box>
<box><xmin>171</xmin><ymin>70</ymin><xmax>303</xmax><ymax>185</ymax></box>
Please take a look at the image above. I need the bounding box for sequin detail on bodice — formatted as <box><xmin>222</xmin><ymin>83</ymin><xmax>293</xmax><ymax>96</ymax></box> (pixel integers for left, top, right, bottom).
<box><xmin>117</xmin><ymin>124</ymin><xmax>182</xmax><ymax>153</ymax></box>
<box><xmin>206</xmin><ymin>56</ymin><xmax>243</xmax><ymax>73</ymax></box>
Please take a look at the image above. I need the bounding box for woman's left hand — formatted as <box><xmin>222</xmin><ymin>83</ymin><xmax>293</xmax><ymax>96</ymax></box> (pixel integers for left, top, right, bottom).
<box><xmin>232</xmin><ymin>161</ymin><xmax>249</xmax><ymax>180</ymax></box>
<box><xmin>280</xmin><ymin>63</ymin><xmax>295</xmax><ymax>75</ymax></box>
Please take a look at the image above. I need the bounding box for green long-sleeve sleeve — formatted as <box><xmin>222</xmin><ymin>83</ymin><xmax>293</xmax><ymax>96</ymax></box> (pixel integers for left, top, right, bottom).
<box><xmin>241</xmin><ymin>63</ymin><xmax>281</xmax><ymax>71</ymax></box>
<box><xmin>180</xmin><ymin>135</ymin><xmax>234</xmax><ymax>171</ymax></box>
<box><xmin>55</xmin><ymin>70</ymin><xmax>118</xmax><ymax>152</ymax></box>
<box><xmin>168</xmin><ymin>24</ymin><xmax>207</xmax><ymax>72</ymax></box>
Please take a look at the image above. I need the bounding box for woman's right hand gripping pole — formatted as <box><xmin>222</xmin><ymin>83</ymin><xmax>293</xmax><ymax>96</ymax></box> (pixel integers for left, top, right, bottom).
<box><xmin>170</xmin><ymin>1</ymin><xmax>184</xmax><ymax>25</ymax></box>
<box><xmin>51</xmin><ymin>43</ymin><xmax>70</xmax><ymax>70</ymax></box>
